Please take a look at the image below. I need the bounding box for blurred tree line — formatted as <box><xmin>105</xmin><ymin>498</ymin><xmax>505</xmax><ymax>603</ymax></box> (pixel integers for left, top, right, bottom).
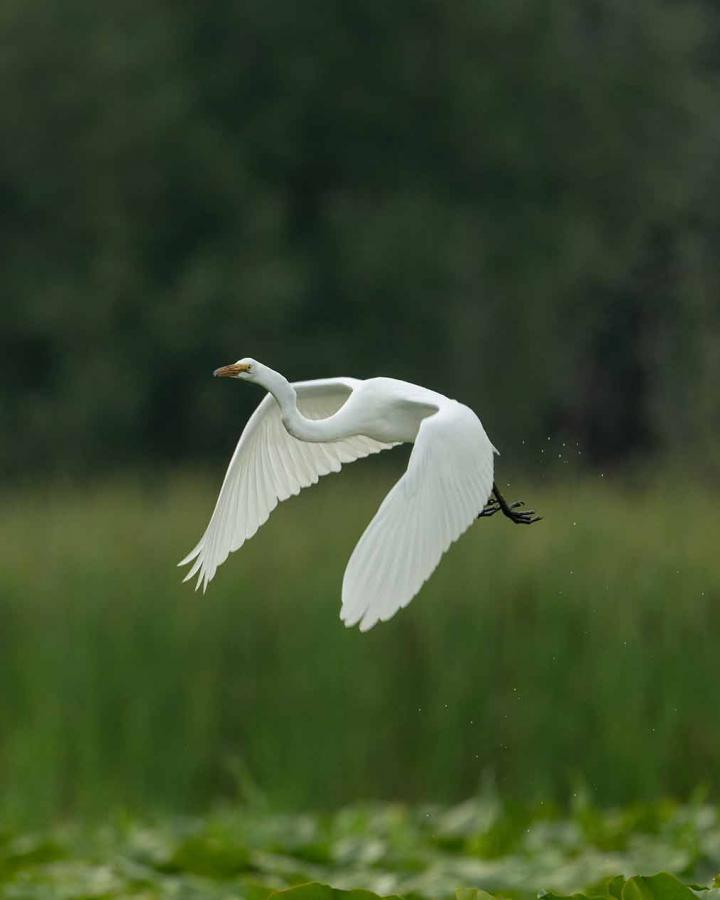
<box><xmin>1</xmin><ymin>0</ymin><xmax>718</xmax><ymax>478</ymax></box>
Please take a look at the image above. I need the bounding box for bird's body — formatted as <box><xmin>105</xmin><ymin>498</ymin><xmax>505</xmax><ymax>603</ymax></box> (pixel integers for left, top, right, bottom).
<box><xmin>297</xmin><ymin>376</ymin><xmax>445</xmax><ymax>444</ymax></box>
<box><xmin>180</xmin><ymin>359</ymin><xmax>537</xmax><ymax>631</ymax></box>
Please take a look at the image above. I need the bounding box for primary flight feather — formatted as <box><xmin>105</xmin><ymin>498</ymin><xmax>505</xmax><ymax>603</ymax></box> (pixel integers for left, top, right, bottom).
<box><xmin>179</xmin><ymin>358</ymin><xmax>540</xmax><ymax>631</ymax></box>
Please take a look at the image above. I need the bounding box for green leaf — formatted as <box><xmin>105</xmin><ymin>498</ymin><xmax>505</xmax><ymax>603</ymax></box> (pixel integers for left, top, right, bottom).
<box><xmin>587</xmin><ymin>876</ymin><xmax>627</xmax><ymax>899</ymax></box>
<box><xmin>270</xmin><ymin>882</ymin><xmax>404</xmax><ymax>900</ymax></box>
<box><xmin>242</xmin><ymin>881</ymin><xmax>282</xmax><ymax>900</ymax></box>
<box><xmin>165</xmin><ymin>831</ymin><xmax>251</xmax><ymax>877</ymax></box>
<box><xmin>622</xmin><ymin>874</ymin><xmax>697</xmax><ymax>900</ymax></box>
<box><xmin>539</xmin><ymin>892</ymin><xmax>593</xmax><ymax>900</ymax></box>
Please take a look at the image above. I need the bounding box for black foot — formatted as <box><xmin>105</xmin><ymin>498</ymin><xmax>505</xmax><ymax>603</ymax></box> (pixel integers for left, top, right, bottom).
<box><xmin>478</xmin><ymin>498</ymin><xmax>500</xmax><ymax>518</ymax></box>
<box><xmin>479</xmin><ymin>483</ymin><xmax>543</xmax><ymax>525</ymax></box>
<box><xmin>504</xmin><ymin>506</ymin><xmax>542</xmax><ymax>525</ymax></box>
<box><xmin>478</xmin><ymin>498</ymin><xmax>525</xmax><ymax>518</ymax></box>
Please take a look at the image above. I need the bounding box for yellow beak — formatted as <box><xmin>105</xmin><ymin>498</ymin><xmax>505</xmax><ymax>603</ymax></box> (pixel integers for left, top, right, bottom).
<box><xmin>213</xmin><ymin>362</ymin><xmax>250</xmax><ymax>378</ymax></box>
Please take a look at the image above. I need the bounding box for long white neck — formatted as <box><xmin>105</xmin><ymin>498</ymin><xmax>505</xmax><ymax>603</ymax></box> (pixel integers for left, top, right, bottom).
<box><xmin>258</xmin><ymin>366</ymin><xmax>347</xmax><ymax>443</ymax></box>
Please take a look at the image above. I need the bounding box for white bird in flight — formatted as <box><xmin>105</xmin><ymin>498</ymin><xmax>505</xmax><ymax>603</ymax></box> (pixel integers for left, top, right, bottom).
<box><xmin>179</xmin><ymin>358</ymin><xmax>540</xmax><ymax>631</ymax></box>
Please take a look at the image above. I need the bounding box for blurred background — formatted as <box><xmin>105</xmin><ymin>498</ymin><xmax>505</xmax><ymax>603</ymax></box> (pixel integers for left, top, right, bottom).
<box><xmin>0</xmin><ymin>0</ymin><xmax>719</xmax><ymax>825</ymax></box>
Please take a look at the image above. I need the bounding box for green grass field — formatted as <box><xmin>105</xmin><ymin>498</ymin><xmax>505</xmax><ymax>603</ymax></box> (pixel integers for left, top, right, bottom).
<box><xmin>0</xmin><ymin>461</ymin><xmax>718</xmax><ymax>826</ymax></box>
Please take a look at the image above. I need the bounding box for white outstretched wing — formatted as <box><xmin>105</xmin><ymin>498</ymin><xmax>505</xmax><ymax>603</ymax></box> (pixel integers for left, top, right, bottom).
<box><xmin>340</xmin><ymin>401</ymin><xmax>494</xmax><ymax>631</ymax></box>
<box><xmin>180</xmin><ymin>378</ymin><xmax>395</xmax><ymax>591</ymax></box>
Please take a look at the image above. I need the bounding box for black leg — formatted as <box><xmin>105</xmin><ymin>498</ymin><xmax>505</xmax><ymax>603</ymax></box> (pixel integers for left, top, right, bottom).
<box><xmin>478</xmin><ymin>482</ymin><xmax>542</xmax><ymax>525</ymax></box>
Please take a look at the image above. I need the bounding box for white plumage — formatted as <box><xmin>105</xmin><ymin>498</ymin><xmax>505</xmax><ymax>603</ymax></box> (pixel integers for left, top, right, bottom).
<box><xmin>180</xmin><ymin>358</ymin><xmax>497</xmax><ymax>631</ymax></box>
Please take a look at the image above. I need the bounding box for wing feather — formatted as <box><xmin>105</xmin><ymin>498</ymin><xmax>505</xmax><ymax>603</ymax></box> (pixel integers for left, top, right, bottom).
<box><xmin>180</xmin><ymin>377</ymin><xmax>396</xmax><ymax>590</ymax></box>
<box><xmin>340</xmin><ymin>401</ymin><xmax>494</xmax><ymax>631</ymax></box>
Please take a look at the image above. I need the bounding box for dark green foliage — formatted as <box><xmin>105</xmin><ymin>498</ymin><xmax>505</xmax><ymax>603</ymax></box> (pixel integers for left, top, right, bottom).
<box><xmin>0</xmin><ymin>798</ymin><xmax>719</xmax><ymax>898</ymax></box>
<box><xmin>1</xmin><ymin>1</ymin><xmax>719</xmax><ymax>476</ymax></box>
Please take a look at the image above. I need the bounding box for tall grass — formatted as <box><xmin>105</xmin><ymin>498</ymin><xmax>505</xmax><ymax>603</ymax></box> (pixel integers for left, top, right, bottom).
<box><xmin>0</xmin><ymin>459</ymin><xmax>718</xmax><ymax>824</ymax></box>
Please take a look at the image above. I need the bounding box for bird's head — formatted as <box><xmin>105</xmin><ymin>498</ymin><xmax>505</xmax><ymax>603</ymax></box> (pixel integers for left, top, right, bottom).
<box><xmin>213</xmin><ymin>357</ymin><xmax>262</xmax><ymax>382</ymax></box>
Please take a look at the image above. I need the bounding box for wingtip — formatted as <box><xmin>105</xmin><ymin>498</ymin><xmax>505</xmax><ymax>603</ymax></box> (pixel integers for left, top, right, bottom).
<box><xmin>340</xmin><ymin>608</ymin><xmax>362</xmax><ymax>631</ymax></box>
<box><xmin>358</xmin><ymin>614</ymin><xmax>377</xmax><ymax>633</ymax></box>
<box><xmin>178</xmin><ymin>543</ymin><xmax>202</xmax><ymax>567</ymax></box>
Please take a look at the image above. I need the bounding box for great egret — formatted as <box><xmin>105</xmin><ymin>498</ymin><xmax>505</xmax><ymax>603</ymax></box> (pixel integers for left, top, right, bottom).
<box><xmin>179</xmin><ymin>358</ymin><xmax>541</xmax><ymax>631</ymax></box>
